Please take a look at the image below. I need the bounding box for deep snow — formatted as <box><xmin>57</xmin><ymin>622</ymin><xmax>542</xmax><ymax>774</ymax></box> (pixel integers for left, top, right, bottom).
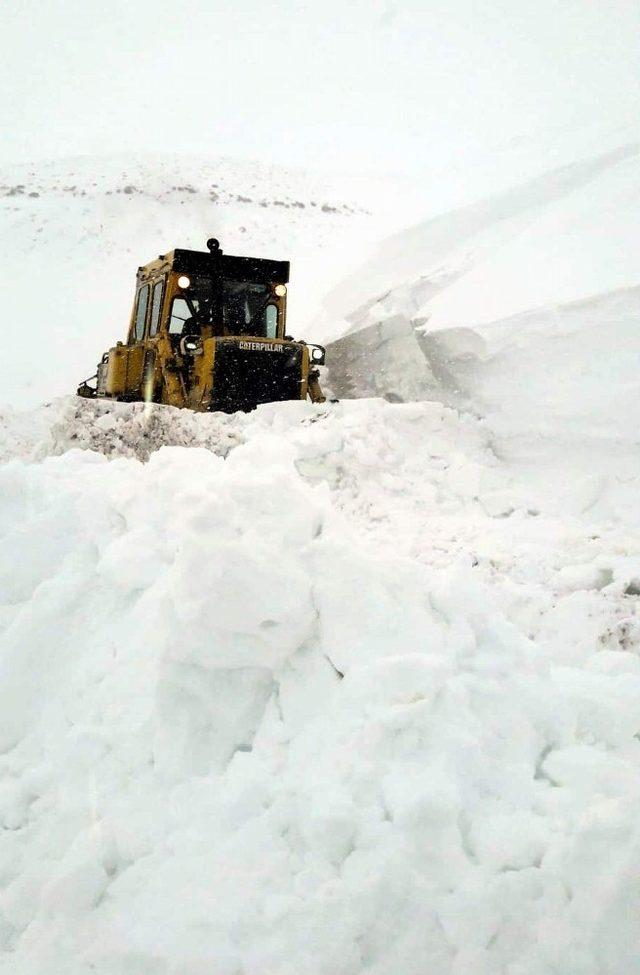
<box><xmin>1</xmin><ymin>128</ymin><xmax>640</xmax><ymax>974</ymax></box>
<box><xmin>0</xmin><ymin>395</ymin><xmax>639</xmax><ymax>975</ymax></box>
<box><xmin>324</xmin><ymin>141</ymin><xmax>640</xmax><ymax>424</ymax></box>
<box><xmin>323</xmin><ymin>138</ymin><xmax>640</xmax><ymax>534</ymax></box>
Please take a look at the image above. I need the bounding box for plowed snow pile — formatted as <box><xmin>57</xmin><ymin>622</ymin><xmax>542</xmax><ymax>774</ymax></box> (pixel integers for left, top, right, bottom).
<box><xmin>1</xmin><ymin>396</ymin><xmax>639</xmax><ymax>975</ymax></box>
<box><xmin>324</xmin><ymin>141</ymin><xmax>640</xmax><ymax>461</ymax></box>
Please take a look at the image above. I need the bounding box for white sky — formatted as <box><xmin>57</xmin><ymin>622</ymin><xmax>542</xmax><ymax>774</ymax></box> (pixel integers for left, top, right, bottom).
<box><xmin>1</xmin><ymin>0</ymin><xmax>638</xmax><ymax>174</ymax></box>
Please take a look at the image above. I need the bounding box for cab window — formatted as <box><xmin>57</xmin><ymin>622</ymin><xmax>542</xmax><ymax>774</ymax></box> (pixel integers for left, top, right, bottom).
<box><xmin>222</xmin><ymin>281</ymin><xmax>269</xmax><ymax>336</ymax></box>
<box><xmin>134</xmin><ymin>284</ymin><xmax>150</xmax><ymax>342</ymax></box>
<box><xmin>169</xmin><ymin>297</ymin><xmax>195</xmax><ymax>334</ymax></box>
<box><xmin>265</xmin><ymin>304</ymin><xmax>278</xmax><ymax>338</ymax></box>
<box><xmin>148</xmin><ymin>279</ymin><xmax>164</xmax><ymax>337</ymax></box>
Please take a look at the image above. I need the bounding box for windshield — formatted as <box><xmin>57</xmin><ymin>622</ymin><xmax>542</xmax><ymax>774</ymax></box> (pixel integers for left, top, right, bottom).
<box><xmin>223</xmin><ymin>281</ymin><xmax>273</xmax><ymax>337</ymax></box>
<box><xmin>168</xmin><ymin>277</ymin><xmax>279</xmax><ymax>338</ymax></box>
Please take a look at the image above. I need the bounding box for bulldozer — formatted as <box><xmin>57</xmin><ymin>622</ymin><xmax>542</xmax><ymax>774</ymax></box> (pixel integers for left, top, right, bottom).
<box><xmin>77</xmin><ymin>238</ymin><xmax>326</xmax><ymax>412</ymax></box>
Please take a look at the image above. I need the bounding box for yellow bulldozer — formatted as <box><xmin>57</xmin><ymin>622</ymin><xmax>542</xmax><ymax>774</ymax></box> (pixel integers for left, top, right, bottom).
<box><xmin>77</xmin><ymin>238</ymin><xmax>326</xmax><ymax>412</ymax></box>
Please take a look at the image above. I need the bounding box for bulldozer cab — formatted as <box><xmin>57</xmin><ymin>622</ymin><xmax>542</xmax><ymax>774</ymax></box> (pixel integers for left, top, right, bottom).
<box><xmin>129</xmin><ymin>239</ymin><xmax>288</xmax><ymax>347</ymax></box>
<box><xmin>79</xmin><ymin>239</ymin><xmax>326</xmax><ymax>413</ymax></box>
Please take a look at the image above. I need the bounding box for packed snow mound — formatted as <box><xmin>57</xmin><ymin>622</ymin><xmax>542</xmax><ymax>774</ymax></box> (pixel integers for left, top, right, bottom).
<box><xmin>325</xmin><ymin>143</ymin><xmax>640</xmax><ymax>448</ymax></box>
<box><xmin>0</xmin><ymin>397</ymin><xmax>249</xmax><ymax>464</ymax></box>
<box><xmin>1</xmin><ymin>398</ymin><xmax>640</xmax><ymax>974</ymax></box>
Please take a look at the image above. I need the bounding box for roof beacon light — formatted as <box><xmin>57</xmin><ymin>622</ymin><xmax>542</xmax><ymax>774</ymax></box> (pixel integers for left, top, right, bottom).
<box><xmin>178</xmin><ymin>275</ymin><xmax>191</xmax><ymax>289</ymax></box>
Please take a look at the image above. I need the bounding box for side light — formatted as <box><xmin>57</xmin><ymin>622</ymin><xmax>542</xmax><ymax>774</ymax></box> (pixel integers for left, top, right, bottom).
<box><xmin>273</xmin><ymin>283</ymin><xmax>287</xmax><ymax>297</ymax></box>
<box><xmin>179</xmin><ymin>335</ymin><xmax>203</xmax><ymax>356</ymax></box>
<box><xmin>177</xmin><ymin>275</ymin><xmax>191</xmax><ymax>289</ymax></box>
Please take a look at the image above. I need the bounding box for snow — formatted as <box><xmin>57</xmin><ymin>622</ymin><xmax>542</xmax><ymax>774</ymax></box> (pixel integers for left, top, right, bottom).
<box><xmin>323</xmin><ymin>136</ymin><xmax>640</xmax><ymax>513</ymax></box>
<box><xmin>0</xmin><ymin>392</ymin><xmax>639</xmax><ymax>974</ymax></box>
<box><xmin>1</xmin><ymin>121</ymin><xmax>640</xmax><ymax>974</ymax></box>
<box><xmin>322</xmin><ymin>134</ymin><xmax>640</xmax><ymax>333</ymax></box>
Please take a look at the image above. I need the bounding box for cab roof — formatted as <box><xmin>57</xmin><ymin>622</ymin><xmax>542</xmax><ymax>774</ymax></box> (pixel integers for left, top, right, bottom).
<box><xmin>137</xmin><ymin>247</ymin><xmax>290</xmax><ymax>285</ymax></box>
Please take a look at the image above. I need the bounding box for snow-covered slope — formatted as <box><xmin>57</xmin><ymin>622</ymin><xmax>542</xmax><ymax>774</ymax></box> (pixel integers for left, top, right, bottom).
<box><xmin>0</xmin><ymin>396</ymin><xmax>639</xmax><ymax>975</ymax></box>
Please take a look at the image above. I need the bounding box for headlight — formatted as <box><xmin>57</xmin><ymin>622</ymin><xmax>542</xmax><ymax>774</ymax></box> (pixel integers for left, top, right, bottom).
<box><xmin>273</xmin><ymin>283</ymin><xmax>287</xmax><ymax>297</ymax></box>
<box><xmin>177</xmin><ymin>275</ymin><xmax>191</xmax><ymax>289</ymax></box>
<box><xmin>180</xmin><ymin>335</ymin><xmax>203</xmax><ymax>356</ymax></box>
<box><xmin>310</xmin><ymin>345</ymin><xmax>326</xmax><ymax>364</ymax></box>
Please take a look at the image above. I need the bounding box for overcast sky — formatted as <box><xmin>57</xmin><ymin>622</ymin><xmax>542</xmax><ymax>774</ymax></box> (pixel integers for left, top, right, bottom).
<box><xmin>1</xmin><ymin>0</ymin><xmax>638</xmax><ymax>174</ymax></box>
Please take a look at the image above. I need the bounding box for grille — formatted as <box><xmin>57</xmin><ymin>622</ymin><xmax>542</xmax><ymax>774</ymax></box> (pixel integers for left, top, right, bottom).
<box><xmin>210</xmin><ymin>341</ymin><xmax>304</xmax><ymax>413</ymax></box>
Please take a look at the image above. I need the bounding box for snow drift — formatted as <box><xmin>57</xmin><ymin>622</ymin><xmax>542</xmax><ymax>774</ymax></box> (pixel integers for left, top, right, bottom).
<box><xmin>1</xmin><ymin>397</ymin><xmax>640</xmax><ymax>975</ymax></box>
<box><xmin>324</xmin><ymin>141</ymin><xmax>640</xmax><ymax>457</ymax></box>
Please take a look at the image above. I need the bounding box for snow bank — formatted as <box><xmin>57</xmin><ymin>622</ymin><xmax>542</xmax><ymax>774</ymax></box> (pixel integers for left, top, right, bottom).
<box><xmin>324</xmin><ymin>143</ymin><xmax>640</xmax><ymax>463</ymax></box>
<box><xmin>324</xmin><ymin>142</ymin><xmax>640</xmax><ymax>331</ymax></box>
<box><xmin>1</xmin><ymin>398</ymin><xmax>639</xmax><ymax>974</ymax></box>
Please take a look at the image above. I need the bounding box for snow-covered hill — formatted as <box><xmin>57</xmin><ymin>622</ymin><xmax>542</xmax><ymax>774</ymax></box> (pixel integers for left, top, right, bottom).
<box><xmin>0</xmin><ymin>396</ymin><xmax>639</xmax><ymax>975</ymax></box>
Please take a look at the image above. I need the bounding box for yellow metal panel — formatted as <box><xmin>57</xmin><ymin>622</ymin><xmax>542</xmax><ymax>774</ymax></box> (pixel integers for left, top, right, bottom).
<box><xmin>104</xmin><ymin>346</ymin><xmax>145</xmax><ymax>397</ymax></box>
<box><xmin>105</xmin><ymin>348</ymin><xmax>128</xmax><ymax>395</ymax></box>
<box><xmin>125</xmin><ymin>346</ymin><xmax>145</xmax><ymax>392</ymax></box>
<box><xmin>188</xmin><ymin>338</ymin><xmax>216</xmax><ymax>409</ymax></box>
<box><xmin>155</xmin><ymin>332</ymin><xmax>187</xmax><ymax>408</ymax></box>
<box><xmin>300</xmin><ymin>344</ymin><xmax>309</xmax><ymax>400</ymax></box>
<box><xmin>279</xmin><ymin>294</ymin><xmax>287</xmax><ymax>338</ymax></box>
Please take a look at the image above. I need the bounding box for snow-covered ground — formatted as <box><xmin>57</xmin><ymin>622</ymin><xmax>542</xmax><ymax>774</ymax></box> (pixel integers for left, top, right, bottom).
<box><xmin>0</xmin><ymin>391</ymin><xmax>639</xmax><ymax>975</ymax></box>
<box><xmin>1</xmin><ymin>125</ymin><xmax>640</xmax><ymax>974</ymax></box>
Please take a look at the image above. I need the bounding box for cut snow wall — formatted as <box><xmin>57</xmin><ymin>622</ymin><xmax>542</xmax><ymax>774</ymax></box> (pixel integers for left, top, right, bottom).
<box><xmin>325</xmin><ymin>144</ymin><xmax>640</xmax><ymax>455</ymax></box>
